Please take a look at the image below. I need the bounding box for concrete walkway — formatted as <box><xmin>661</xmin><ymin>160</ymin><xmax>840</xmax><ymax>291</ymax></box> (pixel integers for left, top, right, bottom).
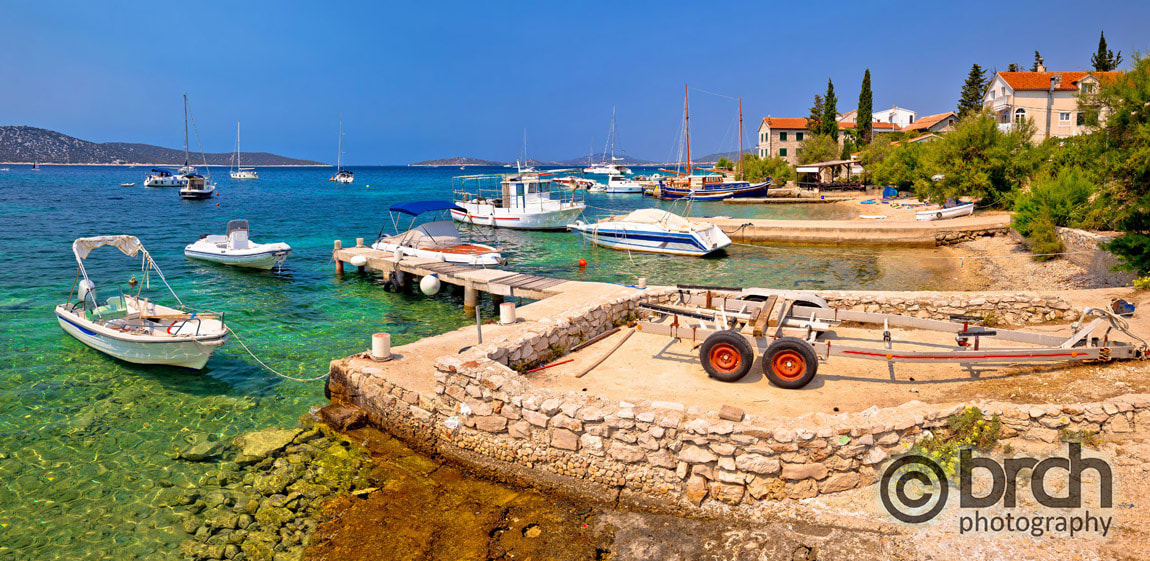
<box><xmin>702</xmin><ymin>214</ymin><xmax>1011</xmax><ymax>246</ymax></box>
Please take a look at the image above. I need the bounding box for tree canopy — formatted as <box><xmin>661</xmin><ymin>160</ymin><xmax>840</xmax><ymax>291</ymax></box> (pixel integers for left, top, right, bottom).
<box><xmin>957</xmin><ymin>64</ymin><xmax>988</xmax><ymax>119</ymax></box>
<box><xmin>798</xmin><ymin>133</ymin><xmax>839</xmax><ymax>165</ymax></box>
<box><xmin>1090</xmin><ymin>30</ymin><xmax>1122</xmax><ymax>71</ymax></box>
<box><xmin>740</xmin><ymin>153</ymin><xmax>795</xmax><ymax>184</ymax></box>
<box><xmin>1030</xmin><ymin>50</ymin><xmax>1044</xmax><ymax>71</ymax></box>
<box><xmin>806</xmin><ymin>94</ymin><xmax>824</xmax><ymax>132</ymax></box>
<box><xmin>821</xmin><ymin>79</ymin><xmax>839</xmax><ymax>141</ymax></box>
<box><xmin>857</xmin><ymin>69</ymin><xmax>873</xmax><ymax>144</ymax></box>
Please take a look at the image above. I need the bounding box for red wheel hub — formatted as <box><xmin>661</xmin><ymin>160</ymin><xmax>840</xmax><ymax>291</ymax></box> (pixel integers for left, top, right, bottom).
<box><xmin>772</xmin><ymin>351</ymin><xmax>805</xmax><ymax>380</ymax></box>
<box><xmin>709</xmin><ymin>343</ymin><xmax>741</xmax><ymax>374</ymax></box>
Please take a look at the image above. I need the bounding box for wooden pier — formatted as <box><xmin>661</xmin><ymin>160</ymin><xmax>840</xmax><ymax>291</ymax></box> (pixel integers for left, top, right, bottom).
<box><xmin>333</xmin><ymin>239</ymin><xmax>570</xmax><ymax>312</ymax></box>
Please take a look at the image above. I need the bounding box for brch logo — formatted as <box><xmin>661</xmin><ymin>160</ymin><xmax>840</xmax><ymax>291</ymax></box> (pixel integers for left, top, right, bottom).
<box><xmin>879</xmin><ymin>443</ymin><xmax>1115</xmax><ymax>537</ymax></box>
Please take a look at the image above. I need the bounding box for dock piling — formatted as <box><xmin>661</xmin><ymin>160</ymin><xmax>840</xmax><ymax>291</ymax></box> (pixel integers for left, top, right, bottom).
<box><xmin>334</xmin><ymin>240</ymin><xmax>343</xmax><ymax>274</ymax></box>
<box><xmin>464</xmin><ymin>284</ymin><xmax>478</xmax><ymax>314</ymax></box>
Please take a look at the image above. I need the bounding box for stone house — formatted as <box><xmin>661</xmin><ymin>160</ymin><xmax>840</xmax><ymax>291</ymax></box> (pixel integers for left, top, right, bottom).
<box><xmin>757</xmin><ymin>117</ymin><xmax>900</xmax><ymax>166</ymax></box>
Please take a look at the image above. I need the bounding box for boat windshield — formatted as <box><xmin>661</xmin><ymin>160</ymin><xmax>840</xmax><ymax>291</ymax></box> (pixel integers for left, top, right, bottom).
<box><xmin>227</xmin><ymin>219</ymin><xmax>250</xmax><ymax>235</ymax></box>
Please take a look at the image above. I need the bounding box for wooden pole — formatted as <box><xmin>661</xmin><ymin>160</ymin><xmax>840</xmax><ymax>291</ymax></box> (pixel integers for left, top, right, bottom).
<box><xmin>685</xmin><ymin>83</ymin><xmax>691</xmax><ymax>176</ymax></box>
<box><xmin>334</xmin><ymin>240</ymin><xmax>343</xmax><ymax>274</ymax></box>
<box><xmin>738</xmin><ymin>98</ymin><xmax>743</xmax><ymax>179</ymax></box>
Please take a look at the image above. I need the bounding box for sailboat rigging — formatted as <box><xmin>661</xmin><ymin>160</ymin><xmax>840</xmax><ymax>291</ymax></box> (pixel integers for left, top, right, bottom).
<box><xmin>330</xmin><ymin>113</ymin><xmax>354</xmax><ymax>184</ymax></box>
<box><xmin>230</xmin><ymin>122</ymin><xmax>258</xmax><ymax>180</ymax></box>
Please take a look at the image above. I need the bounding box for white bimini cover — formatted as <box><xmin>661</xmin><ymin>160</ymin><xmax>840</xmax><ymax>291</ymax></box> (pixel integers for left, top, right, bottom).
<box><xmin>384</xmin><ymin>221</ymin><xmax>464</xmax><ymax>249</ymax></box>
<box><xmin>619</xmin><ymin>209</ymin><xmax>707</xmax><ymax>232</ymax></box>
<box><xmin>73</xmin><ymin>235</ymin><xmax>144</xmax><ymax>260</ymax></box>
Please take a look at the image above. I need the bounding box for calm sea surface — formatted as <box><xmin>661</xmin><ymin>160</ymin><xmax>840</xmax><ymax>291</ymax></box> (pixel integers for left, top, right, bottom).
<box><xmin>0</xmin><ymin>165</ymin><xmax>959</xmax><ymax>558</ymax></box>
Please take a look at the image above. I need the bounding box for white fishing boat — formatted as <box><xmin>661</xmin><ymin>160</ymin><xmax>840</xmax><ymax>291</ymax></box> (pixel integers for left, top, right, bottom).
<box><xmin>588</xmin><ymin>174</ymin><xmax>643</xmax><ymax>193</ymax></box>
<box><xmin>330</xmin><ymin>113</ymin><xmax>354</xmax><ymax>184</ymax></box>
<box><xmin>451</xmin><ymin>171</ymin><xmax>586</xmax><ymax>230</ymax></box>
<box><xmin>184</xmin><ymin>220</ymin><xmax>291</xmax><ymax>270</ymax></box>
<box><xmin>568</xmin><ymin>208</ymin><xmax>731</xmax><ymax>257</ymax></box>
<box><xmin>916</xmin><ymin>201</ymin><xmax>974</xmax><ymax>221</ymax></box>
<box><xmin>176</xmin><ymin>95</ymin><xmax>218</xmax><ymax>200</ymax></box>
<box><xmin>144</xmin><ymin>169</ymin><xmax>185</xmax><ymax>187</ymax></box>
<box><xmin>373</xmin><ymin>201</ymin><xmax>505</xmax><ymax>266</ymax></box>
<box><xmin>229</xmin><ymin>122</ymin><xmax>258</xmax><ymax>180</ymax></box>
<box><xmin>54</xmin><ymin>235</ymin><xmax>229</xmax><ymax>370</ymax></box>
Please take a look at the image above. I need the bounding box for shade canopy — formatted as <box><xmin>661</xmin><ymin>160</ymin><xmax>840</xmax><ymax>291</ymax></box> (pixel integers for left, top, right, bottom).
<box><xmin>72</xmin><ymin>235</ymin><xmax>144</xmax><ymax>260</ymax></box>
<box><xmin>389</xmin><ymin>200</ymin><xmax>464</xmax><ymax>216</ymax></box>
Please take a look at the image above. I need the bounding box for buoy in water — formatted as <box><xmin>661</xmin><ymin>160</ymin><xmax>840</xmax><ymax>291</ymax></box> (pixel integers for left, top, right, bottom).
<box><xmin>349</xmin><ymin>255</ymin><xmax>368</xmax><ymax>267</ymax></box>
<box><xmin>578</xmin><ymin>258</ymin><xmax>587</xmax><ymax>267</ymax></box>
<box><xmin>216</xmin><ymin>203</ymin><xmax>220</xmax><ymax>206</ymax></box>
<box><xmin>420</xmin><ymin>274</ymin><xmax>441</xmax><ymax>296</ymax></box>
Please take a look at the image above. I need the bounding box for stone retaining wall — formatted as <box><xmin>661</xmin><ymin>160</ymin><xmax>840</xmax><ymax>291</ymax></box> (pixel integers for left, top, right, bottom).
<box><xmin>815</xmin><ymin>290</ymin><xmax>1080</xmax><ymax>325</ymax></box>
<box><xmin>934</xmin><ymin>226</ymin><xmax>1009</xmax><ymax>245</ymax></box>
<box><xmin>327</xmin><ymin>287</ymin><xmax>1147</xmax><ymax>514</ymax></box>
<box><xmin>1057</xmin><ymin>227</ymin><xmax>1135</xmax><ymax>286</ymax></box>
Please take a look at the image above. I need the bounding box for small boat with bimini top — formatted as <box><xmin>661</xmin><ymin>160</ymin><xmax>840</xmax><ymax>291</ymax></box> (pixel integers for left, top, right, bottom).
<box><xmin>55</xmin><ymin>235</ymin><xmax>229</xmax><ymax>370</ymax></box>
<box><xmin>451</xmin><ymin>170</ymin><xmax>586</xmax><ymax>230</ymax></box>
<box><xmin>184</xmin><ymin>220</ymin><xmax>291</xmax><ymax>270</ymax></box>
<box><xmin>373</xmin><ymin>201</ymin><xmax>506</xmax><ymax>266</ymax></box>
<box><xmin>568</xmin><ymin>208</ymin><xmax>731</xmax><ymax>257</ymax></box>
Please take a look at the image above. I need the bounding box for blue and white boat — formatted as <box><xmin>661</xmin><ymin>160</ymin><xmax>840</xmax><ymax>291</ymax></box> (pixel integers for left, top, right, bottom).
<box><xmin>567</xmin><ymin>209</ymin><xmax>731</xmax><ymax>257</ymax></box>
<box><xmin>185</xmin><ymin>220</ymin><xmax>291</xmax><ymax>270</ymax></box>
<box><xmin>144</xmin><ymin>168</ymin><xmax>185</xmax><ymax>187</ymax></box>
<box><xmin>655</xmin><ymin>174</ymin><xmax>769</xmax><ymax>200</ymax></box>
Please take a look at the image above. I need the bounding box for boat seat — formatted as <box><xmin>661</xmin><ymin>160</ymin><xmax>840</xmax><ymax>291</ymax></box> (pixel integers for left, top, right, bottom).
<box><xmin>229</xmin><ymin>230</ymin><xmax>250</xmax><ymax>249</ymax></box>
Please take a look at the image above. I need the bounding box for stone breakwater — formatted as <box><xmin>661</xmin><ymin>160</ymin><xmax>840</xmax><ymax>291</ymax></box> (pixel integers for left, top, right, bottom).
<box><xmin>815</xmin><ymin>290</ymin><xmax>1080</xmax><ymax>325</ymax></box>
<box><xmin>327</xmin><ymin>287</ymin><xmax>1143</xmax><ymax>514</ymax></box>
<box><xmin>167</xmin><ymin>422</ymin><xmax>375</xmax><ymax>561</ymax></box>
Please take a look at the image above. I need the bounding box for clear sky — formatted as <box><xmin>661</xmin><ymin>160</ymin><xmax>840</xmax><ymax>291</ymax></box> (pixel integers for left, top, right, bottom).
<box><xmin>2</xmin><ymin>0</ymin><xmax>1147</xmax><ymax>164</ymax></box>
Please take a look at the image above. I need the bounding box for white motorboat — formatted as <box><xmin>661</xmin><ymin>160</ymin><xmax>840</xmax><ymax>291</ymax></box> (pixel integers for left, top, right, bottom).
<box><xmin>552</xmin><ymin>176</ymin><xmax>598</xmax><ymax>190</ymax></box>
<box><xmin>229</xmin><ymin>122</ymin><xmax>258</xmax><ymax>180</ymax></box>
<box><xmin>55</xmin><ymin>235</ymin><xmax>229</xmax><ymax>370</ymax></box>
<box><xmin>179</xmin><ymin>173</ymin><xmax>216</xmax><ymax>199</ymax></box>
<box><xmin>916</xmin><ymin>201</ymin><xmax>974</xmax><ymax>221</ymax></box>
<box><xmin>568</xmin><ymin>208</ymin><xmax>731</xmax><ymax>257</ymax></box>
<box><xmin>185</xmin><ymin>220</ymin><xmax>291</xmax><ymax>269</ymax></box>
<box><xmin>373</xmin><ymin>201</ymin><xmax>505</xmax><ymax>267</ymax></box>
<box><xmin>588</xmin><ymin>174</ymin><xmax>643</xmax><ymax>193</ymax></box>
<box><xmin>144</xmin><ymin>168</ymin><xmax>185</xmax><ymax>187</ymax></box>
<box><xmin>451</xmin><ymin>171</ymin><xmax>586</xmax><ymax>230</ymax></box>
<box><xmin>329</xmin><ymin>113</ymin><xmax>354</xmax><ymax>184</ymax></box>
<box><xmin>121</xmin><ymin>182</ymin><xmax>136</xmax><ymax>187</ymax></box>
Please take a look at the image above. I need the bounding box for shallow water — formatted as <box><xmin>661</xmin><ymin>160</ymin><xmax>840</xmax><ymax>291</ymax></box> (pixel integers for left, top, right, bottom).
<box><xmin>0</xmin><ymin>165</ymin><xmax>958</xmax><ymax>558</ymax></box>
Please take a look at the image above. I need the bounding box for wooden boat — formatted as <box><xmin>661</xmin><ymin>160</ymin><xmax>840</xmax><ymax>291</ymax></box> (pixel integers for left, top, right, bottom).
<box><xmin>916</xmin><ymin>202</ymin><xmax>974</xmax><ymax>221</ymax></box>
<box><xmin>55</xmin><ymin>236</ymin><xmax>228</xmax><ymax>370</ymax></box>
<box><xmin>184</xmin><ymin>220</ymin><xmax>291</xmax><ymax>269</ymax></box>
<box><xmin>372</xmin><ymin>201</ymin><xmax>505</xmax><ymax>266</ymax></box>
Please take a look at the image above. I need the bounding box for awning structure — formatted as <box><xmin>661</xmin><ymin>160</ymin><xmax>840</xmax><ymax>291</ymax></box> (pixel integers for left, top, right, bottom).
<box><xmin>72</xmin><ymin>235</ymin><xmax>143</xmax><ymax>260</ymax></box>
<box><xmin>389</xmin><ymin>200</ymin><xmax>465</xmax><ymax>216</ymax></box>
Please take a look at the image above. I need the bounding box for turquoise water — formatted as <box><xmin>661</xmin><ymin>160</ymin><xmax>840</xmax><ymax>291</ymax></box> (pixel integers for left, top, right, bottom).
<box><xmin>0</xmin><ymin>165</ymin><xmax>958</xmax><ymax>558</ymax></box>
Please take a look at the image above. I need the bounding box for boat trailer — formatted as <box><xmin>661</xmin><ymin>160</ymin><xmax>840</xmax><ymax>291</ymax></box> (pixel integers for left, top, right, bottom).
<box><xmin>635</xmin><ymin>286</ymin><xmax>1148</xmax><ymax>389</ymax></box>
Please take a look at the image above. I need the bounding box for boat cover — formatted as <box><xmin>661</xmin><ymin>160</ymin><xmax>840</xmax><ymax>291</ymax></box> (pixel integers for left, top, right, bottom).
<box><xmin>390</xmin><ymin>201</ymin><xmax>464</xmax><ymax>216</ymax></box>
<box><xmin>73</xmin><ymin>236</ymin><xmax>143</xmax><ymax>259</ymax></box>
<box><xmin>384</xmin><ymin>220</ymin><xmax>463</xmax><ymax>249</ymax></box>
<box><xmin>620</xmin><ymin>209</ymin><xmax>705</xmax><ymax>232</ymax></box>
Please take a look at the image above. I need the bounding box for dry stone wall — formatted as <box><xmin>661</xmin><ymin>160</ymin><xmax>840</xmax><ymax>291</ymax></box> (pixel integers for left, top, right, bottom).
<box><xmin>817</xmin><ymin>290</ymin><xmax>1080</xmax><ymax>325</ymax></box>
<box><xmin>1057</xmin><ymin>227</ymin><xmax>1135</xmax><ymax>286</ymax></box>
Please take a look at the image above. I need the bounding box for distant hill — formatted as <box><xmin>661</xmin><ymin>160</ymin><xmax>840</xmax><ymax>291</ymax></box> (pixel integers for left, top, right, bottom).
<box><xmin>411</xmin><ymin>156</ymin><xmax>507</xmax><ymax>167</ymax></box>
<box><xmin>0</xmin><ymin>126</ymin><xmax>325</xmax><ymax>166</ymax></box>
<box><xmin>693</xmin><ymin>151</ymin><xmax>747</xmax><ymax>163</ymax></box>
<box><xmin>553</xmin><ymin>152</ymin><xmax>654</xmax><ymax>166</ymax></box>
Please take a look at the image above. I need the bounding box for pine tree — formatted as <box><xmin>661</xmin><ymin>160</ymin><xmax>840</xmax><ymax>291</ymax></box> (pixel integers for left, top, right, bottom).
<box><xmin>821</xmin><ymin>78</ymin><xmax>839</xmax><ymax>141</ymax></box>
<box><xmin>806</xmin><ymin>94</ymin><xmax>824</xmax><ymax>132</ymax></box>
<box><xmin>1007</xmin><ymin>63</ymin><xmax>1020</xmax><ymax>72</ymax></box>
<box><xmin>957</xmin><ymin>63</ymin><xmax>988</xmax><ymax>119</ymax></box>
<box><xmin>1030</xmin><ymin>50</ymin><xmax>1044</xmax><ymax>72</ymax></box>
<box><xmin>857</xmin><ymin>69</ymin><xmax>873</xmax><ymax>144</ymax></box>
<box><xmin>1090</xmin><ymin>30</ymin><xmax>1122</xmax><ymax>71</ymax></box>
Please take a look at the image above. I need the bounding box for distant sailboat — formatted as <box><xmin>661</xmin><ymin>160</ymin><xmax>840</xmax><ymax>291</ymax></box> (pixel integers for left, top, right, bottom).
<box><xmin>229</xmin><ymin>122</ymin><xmax>258</xmax><ymax>180</ymax></box>
<box><xmin>32</xmin><ymin>160</ymin><xmax>40</xmax><ymax>171</ymax></box>
<box><xmin>330</xmin><ymin>113</ymin><xmax>353</xmax><ymax>184</ymax></box>
<box><xmin>177</xmin><ymin>94</ymin><xmax>218</xmax><ymax>200</ymax></box>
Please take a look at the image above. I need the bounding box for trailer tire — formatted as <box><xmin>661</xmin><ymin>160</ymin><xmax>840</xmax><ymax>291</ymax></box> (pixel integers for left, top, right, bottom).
<box><xmin>763</xmin><ymin>337</ymin><xmax>818</xmax><ymax>389</ymax></box>
<box><xmin>700</xmin><ymin>331</ymin><xmax>754</xmax><ymax>382</ymax></box>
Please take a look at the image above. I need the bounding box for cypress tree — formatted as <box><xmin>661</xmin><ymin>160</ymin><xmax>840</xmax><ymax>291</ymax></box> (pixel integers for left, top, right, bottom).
<box><xmin>1090</xmin><ymin>30</ymin><xmax>1122</xmax><ymax>71</ymax></box>
<box><xmin>857</xmin><ymin>69</ymin><xmax>873</xmax><ymax>144</ymax></box>
<box><xmin>821</xmin><ymin>78</ymin><xmax>839</xmax><ymax>141</ymax></box>
<box><xmin>806</xmin><ymin>94</ymin><xmax>823</xmax><ymax>132</ymax></box>
<box><xmin>956</xmin><ymin>63</ymin><xmax>988</xmax><ymax>119</ymax></box>
<box><xmin>1030</xmin><ymin>50</ymin><xmax>1044</xmax><ymax>72</ymax></box>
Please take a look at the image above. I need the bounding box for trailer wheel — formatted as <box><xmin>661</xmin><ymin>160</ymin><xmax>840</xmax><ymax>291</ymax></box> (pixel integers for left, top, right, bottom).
<box><xmin>763</xmin><ymin>337</ymin><xmax>818</xmax><ymax>389</ymax></box>
<box><xmin>699</xmin><ymin>331</ymin><xmax>754</xmax><ymax>382</ymax></box>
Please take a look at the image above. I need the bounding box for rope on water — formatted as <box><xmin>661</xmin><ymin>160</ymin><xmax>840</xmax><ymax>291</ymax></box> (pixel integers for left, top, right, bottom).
<box><xmin>228</xmin><ymin>326</ymin><xmax>329</xmax><ymax>382</ymax></box>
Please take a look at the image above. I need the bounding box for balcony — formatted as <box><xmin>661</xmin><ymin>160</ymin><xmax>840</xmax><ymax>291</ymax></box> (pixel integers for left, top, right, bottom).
<box><xmin>991</xmin><ymin>95</ymin><xmax>1012</xmax><ymax>112</ymax></box>
<box><xmin>997</xmin><ymin>122</ymin><xmax>1014</xmax><ymax>133</ymax></box>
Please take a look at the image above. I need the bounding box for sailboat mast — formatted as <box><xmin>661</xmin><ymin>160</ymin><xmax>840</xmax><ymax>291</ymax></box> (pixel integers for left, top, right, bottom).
<box><xmin>337</xmin><ymin>112</ymin><xmax>343</xmax><ymax>172</ymax></box>
<box><xmin>236</xmin><ymin>122</ymin><xmax>241</xmax><ymax>170</ymax></box>
<box><xmin>738</xmin><ymin>98</ymin><xmax>743</xmax><ymax>178</ymax></box>
<box><xmin>182</xmin><ymin>96</ymin><xmax>189</xmax><ymax>166</ymax></box>
<box><xmin>685</xmin><ymin>84</ymin><xmax>691</xmax><ymax>175</ymax></box>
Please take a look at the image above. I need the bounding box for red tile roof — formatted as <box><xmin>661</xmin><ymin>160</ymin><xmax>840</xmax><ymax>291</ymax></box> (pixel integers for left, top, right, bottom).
<box><xmin>761</xmin><ymin>117</ymin><xmax>902</xmax><ymax>131</ymax></box>
<box><xmin>998</xmin><ymin>71</ymin><xmax>1122</xmax><ymax>91</ymax></box>
<box><xmin>903</xmin><ymin>112</ymin><xmax>956</xmax><ymax>131</ymax></box>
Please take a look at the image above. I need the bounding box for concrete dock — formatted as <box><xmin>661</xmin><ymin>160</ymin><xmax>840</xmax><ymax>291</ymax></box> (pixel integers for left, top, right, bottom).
<box><xmin>702</xmin><ymin>214</ymin><xmax>1011</xmax><ymax>246</ymax></box>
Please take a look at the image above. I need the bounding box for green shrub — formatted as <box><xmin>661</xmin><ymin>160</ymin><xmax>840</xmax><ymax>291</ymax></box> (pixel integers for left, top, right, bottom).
<box><xmin>1012</xmin><ymin>168</ymin><xmax>1095</xmax><ymax>260</ymax></box>
<box><xmin>908</xmin><ymin>407</ymin><xmax>1002</xmax><ymax>479</ymax></box>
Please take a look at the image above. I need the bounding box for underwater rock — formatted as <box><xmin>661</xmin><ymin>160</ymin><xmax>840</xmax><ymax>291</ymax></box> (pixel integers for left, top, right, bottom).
<box><xmin>232</xmin><ymin>428</ymin><xmax>303</xmax><ymax>465</ymax></box>
<box><xmin>320</xmin><ymin>404</ymin><xmax>366</xmax><ymax>431</ymax></box>
<box><xmin>180</xmin><ymin>440</ymin><xmax>226</xmax><ymax>462</ymax></box>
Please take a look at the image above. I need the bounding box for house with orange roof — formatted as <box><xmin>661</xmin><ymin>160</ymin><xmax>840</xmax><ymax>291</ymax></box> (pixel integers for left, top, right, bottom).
<box><xmin>756</xmin><ymin>117</ymin><xmax>901</xmax><ymax>165</ymax></box>
<box><xmin>902</xmin><ymin>112</ymin><xmax>957</xmax><ymax>133</ymax></box>
<box><xmin>982</xmin><ymin>64</ymin><xmax>1121</xmax><ymax>143</ymax></box>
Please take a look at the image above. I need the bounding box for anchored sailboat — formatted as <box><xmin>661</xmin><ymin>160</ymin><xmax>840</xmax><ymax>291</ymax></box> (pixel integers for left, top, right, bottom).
<box><xmin>583</xmin><ymin>107</ymin><xmax>631</xmax><ymax>176</ymax></box>
<box><xmin>330</xmin><ymin>113</ymin><xmax>354</xmax><ymax>184</ymax></box>
<box><xmin>177</xmin><ymin>94</ymin><xmax>217</xmax><ymax>200</ymax></box>
<box><xmin>229</xmin><ymin>122</ymin><xmax>258</xmax><ymax>180</ymax></box>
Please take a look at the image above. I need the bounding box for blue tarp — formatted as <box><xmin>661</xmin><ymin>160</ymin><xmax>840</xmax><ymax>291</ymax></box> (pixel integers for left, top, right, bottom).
<box><xmin>389</xmin><ymin>200</ymin><xmax>464</xmax><ymax>216</ymax></box>
<box><xmin>882</xmin><ymin>185</ymin><xmax>898</xmax><ymax>198</ymax></box>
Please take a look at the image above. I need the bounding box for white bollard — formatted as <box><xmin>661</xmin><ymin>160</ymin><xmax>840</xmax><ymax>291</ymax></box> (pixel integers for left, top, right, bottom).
<box><xmin>371</xmin><ymin>332</ymin><xmax>392</xmax><ymax>361</ymax></box>
<box><xmin>499</xmin><ymin>302</ymin><xmax>517</xmax><ymax>325</ymax></box>
<box><xmin>637</xmin><ymin>277</ymin><xmax>647</xmax><ymax>289</ymax></box>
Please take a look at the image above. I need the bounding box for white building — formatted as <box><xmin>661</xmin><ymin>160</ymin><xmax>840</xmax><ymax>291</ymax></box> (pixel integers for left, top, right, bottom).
<box><xmin>839</xmin><ymin>106</ymin><xmax>917</xmax><ymax>128</ymax></box>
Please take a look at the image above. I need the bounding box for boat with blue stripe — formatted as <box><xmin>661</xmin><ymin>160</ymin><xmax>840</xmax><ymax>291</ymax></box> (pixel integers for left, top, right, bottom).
<box><xmin>567</xmin><ymin>209</ymin><xmax>731</xmax><ymax>257</ymax></box>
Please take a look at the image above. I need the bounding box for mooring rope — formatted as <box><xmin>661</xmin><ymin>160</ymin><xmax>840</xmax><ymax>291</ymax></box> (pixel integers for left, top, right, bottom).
<box><xmin>227</xmin><ymin>326</ymin><xmax>329</xmax><ymax>382</ymax></box>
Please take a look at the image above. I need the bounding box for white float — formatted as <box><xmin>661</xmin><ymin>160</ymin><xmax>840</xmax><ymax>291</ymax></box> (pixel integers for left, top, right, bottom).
<box><xmin>420</xmin><ymin>274</ymin><xmax>441</xmax><ymax>296</ymax></box>
<box><xmin>349</xmin><ymin>255</ymin><xmax>367</xmax><ymax>267</ymax></box>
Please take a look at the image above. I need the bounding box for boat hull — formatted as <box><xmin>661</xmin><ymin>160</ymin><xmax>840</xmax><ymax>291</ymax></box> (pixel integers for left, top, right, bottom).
<box><xmin>55</xmin><ymin>306</ymin><xmax>228</xmax><ymax>370</ymax></box>
<box><xmin>568</xmin><ymin>221</ymin><xmax>731</xmax><ymax>257</ymax></box>
<box><xmin>657</xmin><ymin>181</ymin><xmax>769</xmax><ymax>200</ymax></box>
<box><xmin>184</xmin><ymin>243</ymin><xmax>291</xmax><ymax>270</ymax></box>
<box><xmin>230</xmin><ymin>171</ymin><xmax>258</xmax><ymax>180</ymax></box>
<box><xmin>179</xmin><ymin>185</ymin><xmax>216</xmax><ymax>199</ymax></box>
<box><xmin>144</xmin><ymin>177</ymin><xmax>185</xmax><ymax>187</ymax></box>
<box><xmin>916</xmin><ymin>203</ymin><xmax>974</xmax><ymax>221</ymax></box>
<box><xmin>450</xmin><ymin>205</ymin><xmax>584</xmax><ymax>230</ymax></box>
<box><xmin>371</xmin><ymin>241</ymin><xmax>505</xmax><ymax>267</ymax></box>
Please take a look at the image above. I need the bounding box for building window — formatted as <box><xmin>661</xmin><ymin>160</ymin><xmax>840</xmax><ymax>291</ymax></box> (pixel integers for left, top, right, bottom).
<box><xmin>1059</xmin><ymin>112</ymin><xmax>1071</xmax><ymax>122</ymax></box>
<box><xmin>1014</xmin><ymin>108</ymin><xmax>1027</xmax><ymax>123</ymax></box>
<box><xmin>1083</xmin><ymin>83</ymin><xmax>1095</xmax><ymax>94</ymax></box>
<box><xmin>796</xmin><ymin>132</ymin><xmax>804</xmax><ymax>141</ymax></box>
<box><xmin>1077</xmin><ymin>112</ymin><xmax>1086</xmax><ymax>126</ymax></box>
<box><xmin>909</xmin><ymin>116</ymin><xmax>914</xmax><ymax>123</ymax></box>
<box><xmin>779</xmin><ymin>148</ymin><xmax>787</xmax><ymax>157</ymax></box>
<box><xmin>989</xmin><ymin>91</ymin><xmax>995</xmax><ymax>100</ymax></box>
<box><xmin>779</xmin><ymin>132</ymin><xmax>787</xmax><ymax>141</ymax></box>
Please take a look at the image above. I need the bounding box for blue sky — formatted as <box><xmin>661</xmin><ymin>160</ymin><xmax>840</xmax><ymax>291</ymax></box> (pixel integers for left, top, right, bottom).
<box><xmin>2</xmin><ymin>0</ymin><xmax>1147</xmax><ymax>164</ymax></box>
